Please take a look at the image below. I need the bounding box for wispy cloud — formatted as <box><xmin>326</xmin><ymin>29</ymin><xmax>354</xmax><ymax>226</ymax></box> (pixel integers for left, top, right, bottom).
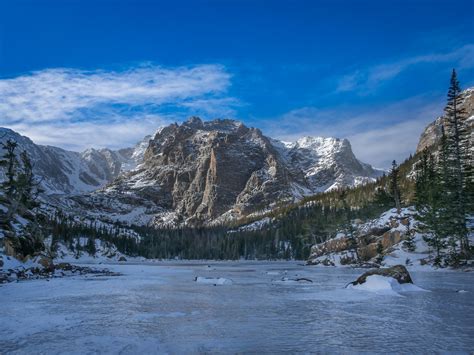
<box><xmin>9</xmin><ymin>115</ymin><xmax>169</xmax><ymax>152</ymax></box>
<box><xmin>0</xmin><ymin>64</ymin><xmax>238</xmax><ymax>150</ymax></box>
<box><xmin>261</xmin><ymin>95</ymin><xmax>444</xmax><ymax>168</ymax></box>
<box><xmin>336</xmin><ymin>44</ymin><xmax>474</xmax><ymax>93</ymax></box>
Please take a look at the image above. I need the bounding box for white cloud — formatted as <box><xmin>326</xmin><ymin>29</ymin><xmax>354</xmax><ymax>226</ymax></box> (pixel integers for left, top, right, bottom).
<box><xmin>336</xmin><ymin>44</ymin><xmax>474</xmax><ymax>93</ymax></box>
<box><xmin>0</xmin><ymin>64</ymin><xmax>237</xmax><ymax>150</ymax></box>
<box><xmin>8</xmin><ymin>115</ymin><xmax>170</xmax><ymax>151</ymax></box>
<box><xmin>260</xmin><ymin>95</ymin><xmax>444</xmax><ymax>168</ymax></box>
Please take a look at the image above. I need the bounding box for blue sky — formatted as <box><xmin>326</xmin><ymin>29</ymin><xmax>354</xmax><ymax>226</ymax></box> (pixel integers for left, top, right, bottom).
<box><xmin>0</xmin><ymin>0</ymin><xmax>473</xmax><ymax>167</ymax></box>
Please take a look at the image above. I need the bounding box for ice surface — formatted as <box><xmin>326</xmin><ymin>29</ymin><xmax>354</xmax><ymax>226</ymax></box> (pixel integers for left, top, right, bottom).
<box><xmin>1</xmin><ymin>262</ymin><xmax>473</xmax><ymax>353</ymax></box>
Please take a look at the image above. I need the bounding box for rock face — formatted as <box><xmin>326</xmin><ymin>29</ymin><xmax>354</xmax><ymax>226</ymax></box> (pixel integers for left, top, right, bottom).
<box><xmin>416</xmin><ymin>88</ymin><xmax>474</xmax><ymax>153</ymax></box>
<box><xmin>85</xmin><ymin>117</ymin><xmax>382</xmax><ymax>226</ymax></box>
<box><xmin>349</xmin><ymin>265</ymin><xmax>413</xmax><ymax>286</ymax></box>
<box><xmin>0</xmin><ymin>128</ymin><xmax>148</xmax><ymax>194</ymax></box>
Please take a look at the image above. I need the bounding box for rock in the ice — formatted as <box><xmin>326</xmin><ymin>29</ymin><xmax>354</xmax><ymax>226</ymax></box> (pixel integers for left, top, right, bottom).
<box><xmin>194</xmin><ymin>276</ymin><xmax>233</xmax><ymax>285</ymax></box>
<box><xmin>347</xmin><ymin>274</ymin><xmax>426</xmax><ymax>294</ymax></box>
<box><xmin>348</xmin><ymin>264</ymin><xmax>413</xmax><ymax>286</ymax></box>
<box><xmin>274</xmin><ymin>277</ymin><xmax>313</xmax><ymax>284</ymax></box>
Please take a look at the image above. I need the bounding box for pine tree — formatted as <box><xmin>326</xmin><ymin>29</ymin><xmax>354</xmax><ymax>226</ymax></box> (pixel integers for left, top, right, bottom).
<box><xmin>17</xmin><ymin>150</ymin><xmax>41</xmax><ymax>209</ymax></box>
<box><xmin>443</xmin><ymin>69</ymin><xmax>470</xmax><ymax>257</ymax></box>
<box><xmin>86</xmin><ymin>236</ymin><xmax>97</xmax><ymax>256</ymax></box>
<box><xmin>0</xmin><ymin>139</ymin><xmax>19</xmax><ymax>200</ymax></box>
<box><xmin>390</xmin><ymin>160</ymin><xmax>401</xmax><ymax>214</ymax></box>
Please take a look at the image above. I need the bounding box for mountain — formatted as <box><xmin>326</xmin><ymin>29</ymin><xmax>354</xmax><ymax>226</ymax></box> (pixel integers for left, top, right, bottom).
<box><xmin>1</xmin><ymin>117</ymin><xmax>383</xmax><ymax>227</ymax></box>
<box><xmin>416</xmin><ymin>87</ymin><xmax>474</xmax><ymax>153</ymax></box>
<box><xmin>70</xmin><ymin>117</ymin><xmax>383</xmax><ymax>226</ymax></box>
<box><xmin>273</xmin><ymin>136</ymin><xmax>381</xmax><ymax>192</ymax></box>
<box><xmin>0</xmin><ymin>128</ymin><xmax>149</xmax><ymax>195</ymax></box>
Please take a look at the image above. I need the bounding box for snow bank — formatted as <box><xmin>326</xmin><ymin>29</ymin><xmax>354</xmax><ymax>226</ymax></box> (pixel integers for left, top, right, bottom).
<box><xmin>194</xmin><ymin>276</ymin><xmax>233</xmax><ymax>285</ymax></box>
<box><xmin>347</xmin><ymin>275</ymin><xmax>428</xmax><ymax>295</ymax></box>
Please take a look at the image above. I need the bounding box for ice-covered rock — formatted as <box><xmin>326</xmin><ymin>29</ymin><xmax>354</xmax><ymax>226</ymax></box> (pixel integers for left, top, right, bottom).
<box><xmin>194</xmin><ymin>276</ymin><xmax>233</xmax><ymax>285</ymax></box>
<box><xmin>346</xmin><ymin>274</ymin><xmax>427</xmax><ymax>294</ymax></box>
<box><xmin>348</xmin><ymin>265</ymin><xmax>413</xmax><ymax>286</ymax></box>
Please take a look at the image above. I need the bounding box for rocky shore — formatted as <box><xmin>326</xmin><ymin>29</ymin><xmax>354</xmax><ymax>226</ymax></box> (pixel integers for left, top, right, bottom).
<box><xmin>0</xmin><ymin>259</ymin><xmax>120</xmax><ymax>284</ymax></box>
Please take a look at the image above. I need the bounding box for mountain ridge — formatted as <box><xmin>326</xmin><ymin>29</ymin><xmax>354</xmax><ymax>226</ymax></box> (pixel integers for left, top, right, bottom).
<box><xmin>0</xmin><ymin>117</ymin><xmax>383</xmax><ymax>226</ymax></box>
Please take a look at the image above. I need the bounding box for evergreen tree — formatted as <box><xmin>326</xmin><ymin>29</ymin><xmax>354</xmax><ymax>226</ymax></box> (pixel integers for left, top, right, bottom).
<box><xmin>415</xmin><ymin>146</ymin><xmax>447</xmax><ymax>264</ymax></box>
<box><xmin>17</xmin><ymin>150</ymin><xmax>41</xmax><ymax>209</ymax></box>
<box><xmin>0</xmin><ymin>139</ymin><xmax>19</xmax><ymax>200</ymax></box>
<box><xmin>86</xmin><ymin>236</ymin><xmax>97</xmax><ymax>256</ymax></box>
<box><xmin>443</xmin><ymin>69</ymin><xmax>470</xmax><ymax>257</ymax></box>
<box><xmin>390</xmin><ymin>160</ymin><xmax>401</xmax><ymax>214</ymax></box>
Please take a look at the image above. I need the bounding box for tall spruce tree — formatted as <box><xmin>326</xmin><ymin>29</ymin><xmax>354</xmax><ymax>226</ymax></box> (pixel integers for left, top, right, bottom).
<box><xmin>0</xmin><ymin>139</ymin><xmax>19</xmax><ymax>200</ymax></box>
<box><xmin>17</xmin><ymin>150</ymin><xmax>41</xmax><ymax>209</ymax></box>
<box><xmin>443</xmin><ymin>69</ymin><xmax>470</xmax><ymax>256</ymax></box>
<box><xmin>390</xmin><ymin>160</ymin><xmax>401</xmax><ymax>214</ymax></box>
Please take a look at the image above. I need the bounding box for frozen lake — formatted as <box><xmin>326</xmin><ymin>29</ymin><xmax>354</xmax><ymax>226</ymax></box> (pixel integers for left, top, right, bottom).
<box><xmin>1</xmin><ymin>261</ymin><xmax>473</xmax><ymax>353</ymax></box>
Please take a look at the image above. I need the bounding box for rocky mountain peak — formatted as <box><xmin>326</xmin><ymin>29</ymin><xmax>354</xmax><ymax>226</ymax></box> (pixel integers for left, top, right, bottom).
<box><xmin>84</xmin><ymin>117</ymin><xmax>383</xmax><ymax>226</ymax></box>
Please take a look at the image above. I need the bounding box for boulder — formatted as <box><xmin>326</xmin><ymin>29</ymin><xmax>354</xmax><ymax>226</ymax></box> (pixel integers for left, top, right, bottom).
<box><xmin>307</xmin><ymin>257</ymin><xmax>333</xmax><ymax>266</ymax></box>
<box><xmin>349</xmin><ymin>265</ymin><xmax>413</xmax><ymax>286</ymax></box>
<box><xmin>357</xmin><ymin>243</ymin><xmax>379</xmax><ymax>261</ymax></box>
<box><xmin>358</xmin><ymin>226</ymin><xmax>390</xmax><ymax>239</ymax></box>
<box><xmin>309</xmin><ymin>236</ymin><xmax>350</xmax><ymax>259</ymax></box>
<box><xmin>389</xmin><ymin>218</ymin><xmax>399</xmax><ymax>228</ymax></box>
<box><xmin>118</xmin><ymin>256</ymin><xmax>127</xmax><ymax>262</ymax></box>
<box><xmin>400</xmin><ymin>217</ymin><xmax>410</xmax><ymax>226</ymax></box>
<box><xmin>381</xmin><ymin>230</ymin><xmax>403</xmax><ymax>249</ymax></box>
<box><xmin>38</xmin><ymin>256</ymin><xmax>54</xmax><ymax>270</ymax></box>
<box><xmin>55</xmin><ymin>262</ymin><xmax>74</xmax><ymax>271</ymax></box>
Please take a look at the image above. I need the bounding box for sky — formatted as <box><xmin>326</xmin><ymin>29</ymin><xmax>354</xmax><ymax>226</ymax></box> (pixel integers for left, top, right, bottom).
<box><xmin>0</xmin><ymin>0</ymin><xmax>473</xmax><ymax>168</ymax></box>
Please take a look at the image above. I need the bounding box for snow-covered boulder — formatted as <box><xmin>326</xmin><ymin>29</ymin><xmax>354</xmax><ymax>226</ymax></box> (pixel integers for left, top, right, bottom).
<box><xmin>194</xmin><ymin>276</ymin><xmax>233</xmax><ymax>285</ymax></box>
<box><xmin>348</xmin><ymin>265</ymin><xmax>413</xmax><ymax>287</ymax></box>
<box><xmin>346</xmin><ymin>274</ymin><xmax>426</xmax><ymax>294</ymax></box>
